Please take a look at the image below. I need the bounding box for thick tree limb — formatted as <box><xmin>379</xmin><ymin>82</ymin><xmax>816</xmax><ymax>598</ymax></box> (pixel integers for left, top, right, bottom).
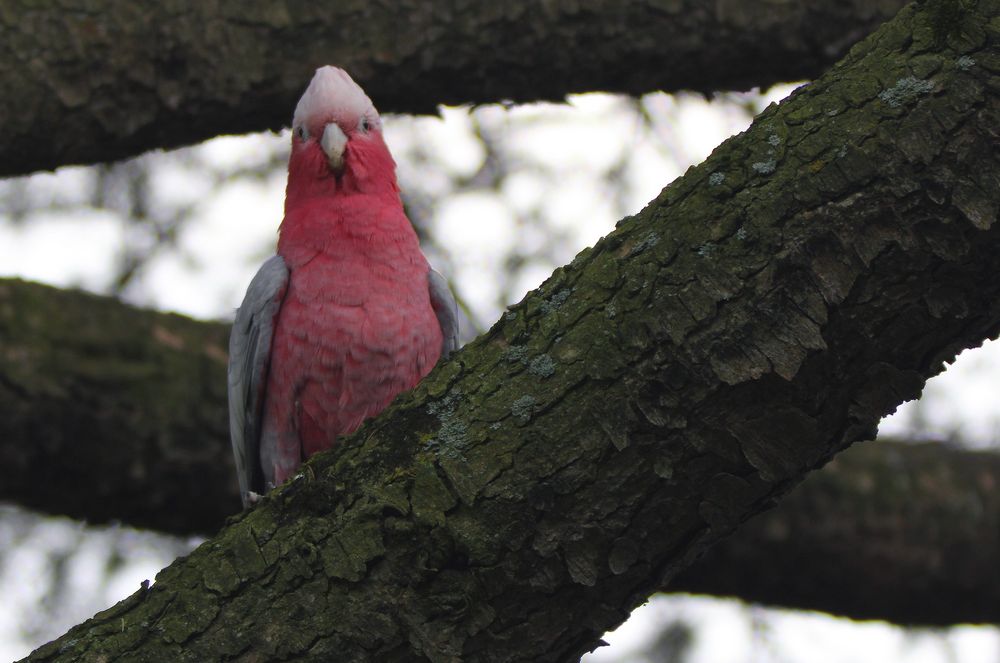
<box><xmin>5</xmin><ymin>280</ymin><xmax>999</xmax><ymax>627</ymax></box>
<box><xmin>0</xmin><ymin>0</ymin><xmax>907</xmax><ymax>177</ymax></box>
<box><xmin>20</xmin><ymin>2</ymin><xmax>1000</xmax><ymax>661</ymax></box>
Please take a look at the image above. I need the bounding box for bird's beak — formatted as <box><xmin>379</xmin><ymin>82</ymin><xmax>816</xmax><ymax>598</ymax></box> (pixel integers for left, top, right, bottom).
<box><xmin>321</xmin><ymin>122</ymin><xmax>347</xmax><ymax>174</ymax></box>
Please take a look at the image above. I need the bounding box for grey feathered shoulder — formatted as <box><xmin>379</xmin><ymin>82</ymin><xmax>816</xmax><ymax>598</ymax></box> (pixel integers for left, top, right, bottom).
<box><xmin>428</xmin><ymin>268</ymin><xmax>459</xmax><ymax>358</ymax></box>
<box><xmin>228</xmin><ymin>255</ymin><xmax>289</xmax><ymax>508</ymax></box>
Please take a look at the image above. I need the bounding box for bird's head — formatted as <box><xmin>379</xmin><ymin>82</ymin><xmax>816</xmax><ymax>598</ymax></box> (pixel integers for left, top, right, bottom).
<box><xmin>288</xmin><ymin>66</ymin><xmax>397</xmax><ymax>195</ymax></box>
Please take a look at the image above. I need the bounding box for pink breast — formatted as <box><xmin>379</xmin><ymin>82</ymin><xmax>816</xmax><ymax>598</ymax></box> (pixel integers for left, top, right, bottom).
<box><xmin>265</xmin><ymin>250</ymin><xmax>442</xmax><ymax>460</ymax></box>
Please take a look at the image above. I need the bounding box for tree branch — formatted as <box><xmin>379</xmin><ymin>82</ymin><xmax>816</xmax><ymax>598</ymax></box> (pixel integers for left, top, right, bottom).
<box><xmin>6</xmin><ymin>281</ymin><xmax>999</xmax><ymax>626</ymax></box>
<box><xmin>20</xmin><ymin>2</ymin><xmax>1000</xmax><ymax>660</ymax></box>
<box><xmin>672</xmin><ymin>440</ymin><xmax>1000</xmax><ymax>626</ymax></box>
<box><xmin>0</xmin><ymin>279</ymin><xmax>233</xmax><ymax>536</ymax></box>
<box><xmin>0</xmin><ymin>0</ymin><xmax>907</xmax><ymax>177</ymax></box>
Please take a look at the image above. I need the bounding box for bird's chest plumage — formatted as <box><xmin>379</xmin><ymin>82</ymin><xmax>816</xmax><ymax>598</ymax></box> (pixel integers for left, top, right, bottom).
<box><xmin>265</xmin><ymin>239</ymin><xmax>442</xmax><ymax>458</ymax></box>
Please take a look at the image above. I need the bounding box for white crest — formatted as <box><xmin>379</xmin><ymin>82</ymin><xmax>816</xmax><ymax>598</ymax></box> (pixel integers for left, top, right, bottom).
<box><xmin>292</xmin><ymin>66</ymin><xmax>378</xmax><ymax>129</ymax></box>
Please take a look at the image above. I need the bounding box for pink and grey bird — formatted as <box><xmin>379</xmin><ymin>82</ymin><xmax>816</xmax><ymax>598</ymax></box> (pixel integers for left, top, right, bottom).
<box><xmin>228</xmin><ymin>66</ymin><xmax>458</xmax><ymax>507</ymax></box>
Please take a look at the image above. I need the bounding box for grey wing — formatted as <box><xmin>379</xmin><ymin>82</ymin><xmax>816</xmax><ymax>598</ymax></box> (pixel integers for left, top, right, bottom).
<box><xmin>228</xmin><ymin>255</ymin><xmax>289</xmax><ymax>508</ymax></box>
<box><xmin>428</xmin><ymin>268</ymin><xmax>460</xmax><ymax>359</ymax></box>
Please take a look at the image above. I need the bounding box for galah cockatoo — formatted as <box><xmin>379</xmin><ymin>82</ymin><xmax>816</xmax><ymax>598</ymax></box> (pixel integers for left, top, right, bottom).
<box><xmin>228</xmin><ymin>66</ymin><xmax>459</xmax><ymax>508</ymax></box>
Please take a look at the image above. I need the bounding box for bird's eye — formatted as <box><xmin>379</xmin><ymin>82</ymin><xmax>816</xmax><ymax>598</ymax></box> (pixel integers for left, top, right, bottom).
<box><xmin>359</xmin><ymin>117</ymin><xmax>371</xmax><ymax>133</ymax></box>
<box><xmin>295</xmin><ymin>126</ymin><xmax>309</xmax><ymax>140</ymax></box>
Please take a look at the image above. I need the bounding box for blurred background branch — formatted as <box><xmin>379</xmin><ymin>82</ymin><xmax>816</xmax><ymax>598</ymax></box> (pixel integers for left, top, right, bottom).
<box><xmin>2</xmin><ymin>279</ymin><xmax>998</xmax><ymax>627</ymax></box>
<box><xmin>0</xmin><ymin>0</ymin><xmax>907</xmax><ymax>175</ymax></box>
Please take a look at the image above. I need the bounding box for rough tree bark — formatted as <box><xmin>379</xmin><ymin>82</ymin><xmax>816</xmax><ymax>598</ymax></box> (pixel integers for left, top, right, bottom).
<box><xmin>19</xmin><ymin>1</ymin><xmax>1000</xmax><ymax>661</ymax></box>
<box><xmin>4</xmin><ymin>279</ymin><xmax>999</xmax><ymax>626</ymax></box>
<box><xmin>0</xmin><ymin>0</ymin><xmax>908</xmax><ymax>177</ymax></box>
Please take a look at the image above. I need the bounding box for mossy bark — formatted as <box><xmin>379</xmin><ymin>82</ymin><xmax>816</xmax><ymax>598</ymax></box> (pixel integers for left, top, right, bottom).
<box><xmin>0</xmin><ymin>0</ymin><xmax>908</xmax><ymax>177</ymax></box>
<box><xmin>20</xmin><ymin>1</ymin><xmax>1000</xmax><ymax>661</ymax></box>
<box><xmin>0</xmin><ymin>279</ymin><xmax>234</xmax><ymax>535</ymax></box>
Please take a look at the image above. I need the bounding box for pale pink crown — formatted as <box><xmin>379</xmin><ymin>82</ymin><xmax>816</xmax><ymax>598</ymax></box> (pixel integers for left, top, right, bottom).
<box><xmin>293</xmin><ymin>66</ymin><xmax>379</xmax><ymax>131</ymax></box>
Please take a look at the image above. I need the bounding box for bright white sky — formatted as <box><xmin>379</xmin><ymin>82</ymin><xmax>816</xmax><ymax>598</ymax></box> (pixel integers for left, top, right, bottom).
<box><xmin>0</xmin><ymin>87</ymin><xmax>998</xmax><ymax>662</ymax></box>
